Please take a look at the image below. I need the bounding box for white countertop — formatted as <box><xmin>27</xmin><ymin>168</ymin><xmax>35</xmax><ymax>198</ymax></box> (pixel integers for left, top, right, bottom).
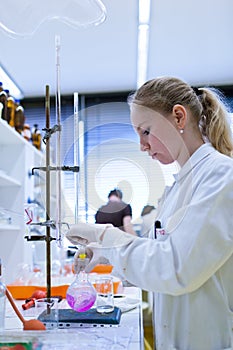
<box><xmin>1</xmin><ymin>286</ymin><xmax>144</xmax><ymax>350</ymax></box>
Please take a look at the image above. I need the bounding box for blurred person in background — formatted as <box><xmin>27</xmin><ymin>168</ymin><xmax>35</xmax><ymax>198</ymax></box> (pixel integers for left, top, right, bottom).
<box><xmin>95</xmin><ymin>188</ymin><xmax>136</xmax><ymax>235</ymax></box>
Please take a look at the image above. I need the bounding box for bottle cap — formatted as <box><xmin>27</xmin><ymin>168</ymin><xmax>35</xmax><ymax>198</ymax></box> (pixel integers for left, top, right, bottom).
<box><xmin>16</xmin><ymin>106</ymin><xmax>24</xmax><ymax>112</ymax></box>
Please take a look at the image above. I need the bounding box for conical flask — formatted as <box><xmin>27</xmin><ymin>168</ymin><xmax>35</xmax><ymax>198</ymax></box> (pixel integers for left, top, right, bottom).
<box><xmin>66</xmin><ymin>254</ymin><xmax>96</xmax><ymax>312</ymax></box>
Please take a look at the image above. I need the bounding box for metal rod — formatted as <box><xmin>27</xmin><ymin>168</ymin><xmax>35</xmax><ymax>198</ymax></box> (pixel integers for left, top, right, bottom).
<box><xmin>45</xmin><ymin>84</ymin><xmax>51</xmax><ymax>299</ymax></box>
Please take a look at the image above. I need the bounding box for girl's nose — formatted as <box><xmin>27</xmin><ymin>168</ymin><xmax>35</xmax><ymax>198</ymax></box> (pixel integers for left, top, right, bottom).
<box><xmin>140</xmin><ymin>143</ymin><xmax>149</xmax><ymax>152</ymax></box>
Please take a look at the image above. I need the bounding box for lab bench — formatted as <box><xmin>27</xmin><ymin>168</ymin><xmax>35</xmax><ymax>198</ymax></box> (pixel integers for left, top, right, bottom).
<box><xmin>0</xmin><ymin>286</ymin><xmax>144</xmax><ymax>350</ymax></box>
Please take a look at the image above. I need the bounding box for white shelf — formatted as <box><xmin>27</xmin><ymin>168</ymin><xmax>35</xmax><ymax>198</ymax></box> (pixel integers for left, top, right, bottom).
<box><xmin>0</xmin><ymin>172</ymin><xmax>21</xmax><ymax>187</ymax></box>
<box><xmin>0</xmin><ymin>118</ymin><xmax>61</xmax><ymax>284</ymax></box>
<box><xmin>0</xmin><ymin>224</ymin><xmax>20</xmax><ymax>231</ymax></box>
<box><xmin>0</xmin><ymin>118</ymin><xmax>45</xmax><ymax>284</ymax></box>
<box><xmin>0</xmin><ymin>118</ymin><xmax>26</xmax><ymax>145</ymax></box>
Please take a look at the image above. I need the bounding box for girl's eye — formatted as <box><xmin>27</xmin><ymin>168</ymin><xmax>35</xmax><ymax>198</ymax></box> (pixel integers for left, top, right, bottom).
<box><xmin>142</xmin><ymin>129</ymin><xmax>149</xmax><ymax>136</ymax></box>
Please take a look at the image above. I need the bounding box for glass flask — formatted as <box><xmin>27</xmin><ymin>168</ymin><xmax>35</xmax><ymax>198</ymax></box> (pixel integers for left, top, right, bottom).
<box><xmin>66</xmin><ymin>254</ymin><xmax>96</xmax><ymax>312</ymax></box>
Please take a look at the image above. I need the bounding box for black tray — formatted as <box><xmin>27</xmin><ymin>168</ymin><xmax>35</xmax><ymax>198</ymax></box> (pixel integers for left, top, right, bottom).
<box><xmin>38</xmin><ymin>307</ymin><xmax>122</xmax><ymax>328</ymax></box>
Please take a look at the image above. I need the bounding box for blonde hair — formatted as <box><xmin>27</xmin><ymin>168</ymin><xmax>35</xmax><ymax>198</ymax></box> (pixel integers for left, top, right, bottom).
<box><xmin>129</xmin><ymin>77</ymin><xmax>233</xmax><ymax>157</ymax></box>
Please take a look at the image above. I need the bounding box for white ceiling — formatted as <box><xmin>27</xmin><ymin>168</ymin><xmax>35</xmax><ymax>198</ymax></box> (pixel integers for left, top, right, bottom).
<box><xmin>0</xmin><ymin>0</ymin><xmax>233</xmax><ymax>99</ymax></box>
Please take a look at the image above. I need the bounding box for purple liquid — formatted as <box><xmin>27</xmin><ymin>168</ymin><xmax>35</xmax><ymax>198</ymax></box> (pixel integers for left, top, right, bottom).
<box><xmin>66</xmin><ymin>291</ymin><xmax>96</xmax><ymax>312</ymax></box>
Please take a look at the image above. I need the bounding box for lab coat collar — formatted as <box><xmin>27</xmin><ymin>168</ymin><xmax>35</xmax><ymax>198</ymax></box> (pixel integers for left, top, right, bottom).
<box><xmin>173</xmin><ymin>143</ymin><xmax>215</xmax><ymax>182</ymax></box>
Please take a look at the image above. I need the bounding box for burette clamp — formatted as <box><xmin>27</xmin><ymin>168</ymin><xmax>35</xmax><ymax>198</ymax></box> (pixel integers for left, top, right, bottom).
<box><xmin>24</xmin><ymin>235</ymin><xmax>56</xmax><ymax>242</ymax></box>
<box><xmin>42</xmin><ymin>124</ymin><xmax>61</xmax><ymax>143</ymax></box>
<box><xmin>31</xmin><ymin>165</ymin><xmax>79</xmax><ymax>175</ymax></box>
<box><xmin>29</xmin><ymin>220</ymin><xmax>57</xmax><ymax>230</ymax></box>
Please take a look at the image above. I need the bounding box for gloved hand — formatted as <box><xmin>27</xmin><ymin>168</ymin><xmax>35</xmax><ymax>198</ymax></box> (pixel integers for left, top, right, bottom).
<box><xmin>73</xmin><ymin>243</ymin><xmax>110</xmax><ymax>274</ymax></box>
<box><xmin>66</xmin><ymin>222</ymin><xmax>137</xmax><ymax>249</ymax></box>
<box><xmin>66</xmin><ymin>222</ymin><xmax>113</xmax><ymax>246</ymax></box>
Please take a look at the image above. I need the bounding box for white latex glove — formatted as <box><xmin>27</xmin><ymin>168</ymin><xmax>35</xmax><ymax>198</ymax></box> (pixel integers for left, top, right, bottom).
<box><xmin>66</xmin><ymin>222</ymin><xmax>137</xmax><ymax>249</ymax></box>
<box><xmin>66</xmin><ymin>222</ymin><xmax>113</xmax><ymax>246</ymax></box>
<box><xmin>73</xmin><ymin>243</ymin><xmax>110</xmax><ymax>274</ymax></box>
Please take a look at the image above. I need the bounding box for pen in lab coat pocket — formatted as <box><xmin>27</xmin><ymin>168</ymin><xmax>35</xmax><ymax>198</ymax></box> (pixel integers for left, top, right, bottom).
<box><xmin>154</xmin><ymin>220</ymin><xmax>161</xmax><ymax>239</ymax></box>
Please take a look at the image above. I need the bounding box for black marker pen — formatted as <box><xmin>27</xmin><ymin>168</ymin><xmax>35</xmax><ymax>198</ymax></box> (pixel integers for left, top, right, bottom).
<box><xmin>154</xmin><ymin>220</ymin><xmax>161</xmax><ymax>239</ymax></box>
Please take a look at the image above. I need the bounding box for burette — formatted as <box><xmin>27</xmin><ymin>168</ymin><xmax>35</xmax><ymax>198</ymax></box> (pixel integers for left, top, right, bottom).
<box><xmin>74</xmin><ymin>92</ymin><xmax>79</xmax><ymax>224</ymax></box>
<box><xmin>55</xmin><ymin>34</ymin><xmax>62</xmax><ymax>245</ymax></box>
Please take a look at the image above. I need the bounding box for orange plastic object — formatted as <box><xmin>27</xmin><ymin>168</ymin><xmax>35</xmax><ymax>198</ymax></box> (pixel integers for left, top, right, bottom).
<box><xmin>93</xmin><ymin>279</ymin><xmax>121</xmax><ymax>295</ymax></box>
<box><xmin>7</xmin><ymin>278</ymin><xmax>121</xmax><ymax>299</ymax></box>
<box><xmin>91</xmin><ymin>264</ymin><xmax>113</xmax><ymax>274</ymax></box>
<box><xmin>6</xmin><ymin>285</ymin><xmax>69</xmax><ymax>300</ymax></box>
<box><xmin>71</xmin><ymin>264</ymin><xmax>113</xmax><ymax>275</ymax></box>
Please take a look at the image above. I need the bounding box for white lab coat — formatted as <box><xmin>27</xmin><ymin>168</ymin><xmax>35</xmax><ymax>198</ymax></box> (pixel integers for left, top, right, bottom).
<box><xmin>140</xmin><ymin>208</ymin><xmax>158</xmax><ymax>238</ymax></box>
<box><xmin>102</xmin><ymin>143</ymin><xmax>233</xmax><ymax>350</ymax></box>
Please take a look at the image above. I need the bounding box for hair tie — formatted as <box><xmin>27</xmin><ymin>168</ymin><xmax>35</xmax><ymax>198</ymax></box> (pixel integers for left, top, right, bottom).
<box><xmin>192</xmin><ymin>86</ymin><xmax>202</xmax><ymax>97</ymax></box>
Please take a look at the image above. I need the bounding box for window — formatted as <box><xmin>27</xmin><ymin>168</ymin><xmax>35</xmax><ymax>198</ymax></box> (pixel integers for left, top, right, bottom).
<box><xmin>24</xmin><ymin>93</ymin><xmax>177</xmax><ymax>225</ymax></box>
<box><xmin>24</xmin><ymin>90</ymin><xmax>233</xmax><ymax>225</ymax></box>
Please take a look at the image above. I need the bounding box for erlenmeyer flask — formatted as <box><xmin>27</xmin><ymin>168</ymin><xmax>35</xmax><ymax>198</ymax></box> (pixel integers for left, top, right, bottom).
<box><xmin>66</xmin><ymin>254</ymin><xmax>96</xmax><ymax>312</ymax></box>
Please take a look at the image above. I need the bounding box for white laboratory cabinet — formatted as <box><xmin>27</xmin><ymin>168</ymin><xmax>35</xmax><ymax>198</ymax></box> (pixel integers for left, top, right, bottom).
<box><xmin>0</xmin><ymin>118</ymin><xmax>46</xmax><ymax>284</ymax></box>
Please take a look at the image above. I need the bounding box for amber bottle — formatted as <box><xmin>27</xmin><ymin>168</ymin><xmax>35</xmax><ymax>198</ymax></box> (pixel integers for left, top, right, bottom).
<box><xmin>14</xmin><ymin>106</ymin><xmax>25</xmax><ymax>134</ymax></box>
<box><xmin>31</xmin><ymin>124</ymin><xmax>41</xmax><ymax>150</ymax></box>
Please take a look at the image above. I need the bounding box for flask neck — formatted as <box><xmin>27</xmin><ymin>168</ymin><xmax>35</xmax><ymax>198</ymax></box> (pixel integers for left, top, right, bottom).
<box><xmin>77</xmin><ymin>257</ymin><xmax>90</xmax><ymax>281</ymax></box>
<box><xmin>78</xmin><ymin>270</ymin><xmax>89</xmax><ymax>282</ymax></box>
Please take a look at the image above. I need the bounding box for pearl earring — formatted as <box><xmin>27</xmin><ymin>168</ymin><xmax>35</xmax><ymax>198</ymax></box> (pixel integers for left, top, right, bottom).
<box><xmin>180</xmin><ymin>129</ymin><xmax>184</xmax><ymax>134</ymax></box>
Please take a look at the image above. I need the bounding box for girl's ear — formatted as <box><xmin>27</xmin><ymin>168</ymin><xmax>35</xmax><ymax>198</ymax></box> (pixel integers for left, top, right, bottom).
<box><xmin>172</xmin><ymin>104</ymin><xmax>187</xmax><ymax>131</ymax></box>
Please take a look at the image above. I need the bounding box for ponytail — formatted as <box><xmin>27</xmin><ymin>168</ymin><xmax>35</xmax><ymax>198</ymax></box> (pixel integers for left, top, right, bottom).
<box><xmin>200</xmin><ymin>88</ymin><xmax>233</xmax><ymax>157</ymax></box>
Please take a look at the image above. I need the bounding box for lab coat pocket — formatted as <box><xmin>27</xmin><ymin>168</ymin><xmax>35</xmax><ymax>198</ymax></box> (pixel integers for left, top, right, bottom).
<box><xmin>156</xmin><ymin>228</ymin><xmax>169</xmax><ymax>241</ymax></box>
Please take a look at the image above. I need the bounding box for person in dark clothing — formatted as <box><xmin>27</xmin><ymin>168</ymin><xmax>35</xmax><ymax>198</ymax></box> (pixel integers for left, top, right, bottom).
<box><xmin>95</xmin><ymin>189</ymin><xmax>136</xmax><ymax>235</ymax></box>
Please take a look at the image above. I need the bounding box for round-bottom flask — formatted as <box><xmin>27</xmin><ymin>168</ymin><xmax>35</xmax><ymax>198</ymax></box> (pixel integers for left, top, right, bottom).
<box><xmin>66</xmin><ymin>255</ymin><xmax>96</xmax><ymax>312</ymax></box>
